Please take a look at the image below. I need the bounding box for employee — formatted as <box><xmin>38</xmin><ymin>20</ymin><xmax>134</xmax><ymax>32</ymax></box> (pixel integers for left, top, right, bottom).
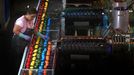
<box><xmin>12</xmin><ymin>7</ymin><xmax>45</xmax><ymax>73</ymax></box>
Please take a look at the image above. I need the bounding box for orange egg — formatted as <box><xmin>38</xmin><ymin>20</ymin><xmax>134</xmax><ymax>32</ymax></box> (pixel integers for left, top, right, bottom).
<box><xmin>44</xmin><ymin>63</ymin><xmax>49</xmax><ymax>69</ymax></box>
<box><xmin>48</xmin><ymin>41</ymin><xmax>51</xmax><ymax>44</ymax></box>
<box><xmin>44</xmin><ymin>65</ymin><xmax>47</xmax><ymax>69</ymax></box>
<box><xmin>47</xmin><ymin>50</ymin><xmax>50</xmax><ymax>54</ymax></box>
<box><xmin>29</xmin><ymin>70</ymin><xmax>32</xmax><ymax>75</ymax></box>
<box><xmin>45</xmin><ymin>56</ymin><xmax>50</xmax><ymax>60</ymax></box>
<box><xmin>47</xmin><ymin>47</ymin><xmax>51</xmax><ymax>51</ymax></box>
<box><xmin>45</xmin><ymin>61</ymin><xmax>49</xmax><ymax>65</ymax></box>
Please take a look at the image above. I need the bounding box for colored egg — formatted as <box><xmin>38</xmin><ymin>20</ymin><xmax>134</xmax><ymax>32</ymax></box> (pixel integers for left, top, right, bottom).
<box><xmin>29</xmin><ymin>51</ymin><xmax>33</xmax><ymax>55</ymax></box>
<box><xmin>45</xmin><ymin>56</ymin><xmax>50</xmax><ymax>60</ymax></box>
<box><xmin>33</xmin><ymin>49</ymin><xmax>38</xmax><ymax>53</ymax></box>
<box><xmin>48</xmin><ymin>41</ymin><xmax>51</xmax><ymax>44</ymax></box>
<box><xmin>36</xmin><ymin>37</ymin><xmax>41</xmax><ymax>44</ymax></box>
<box><xmin>30</xmin><ymin>67</ymin><xmax>33</xmax><ymax>69</ymax></box>
<box><xmin>38</xmin><ymin>50</ymin><xmax>42</xmax><ymax>54</ymax></box>
<box><xmin>34</xmin><ymin>45</ymin><xmax>38</xmax><ymax>49</ymax></box>
<box><xmin>29</xmin><ymin>70</ymin><xmax>32</xmax><ymax>75</ymax></box>
<box><xmin>32</xmin><ymin>53</ymin><xmax>37</xmax><ymax>57</ymax></box>
<box><xmin>32</xmin><ymin>57</ymin><xmax>36</xmax><ymax>61</ymax></box>
<box><xmin>39</xmin><ymin>29</ymin><xmax>42</xmax><ymax>32</ymax></box>
<box><xmin>43</xmin><ymin>48</ymin><xmax>47</xmax><ymax>52</ymax></box>
<box><xmin>39</xmin><ymin>66</ymin><xmax>42</xmax><ymax>69</ymax></box>
<box><xmin>44</xmin><ymin>65</ymin><xmax>47</xmax><ymax>69</ymax></box>
<box><xmin>41</xmin><ymin>57</ymin><xmax>45</xmax><ymax>61</ymax></box>
<box><xmin>39</xmin><ymin>28</ymin><xmax>42</xmax><ymax>32</ymax></box>
<box><xmin>37</xmin><ymin>54</ymin><xmax>40</xmax><ymax>59</ymax></box>
<box><xmin>46</xmin><ymin>51</ymin><xmax>50</xmax><ymax>56</ymax></box>
<box><xmin>43</xmin><ymin>69</ymin><xmax>47</xmax><ymax>74</ymax></box>
<box><xmin>34</xmin><ymin>65</ymin><xmax>37</xmax><ymax>69</ymax></box>
<box><xmin>30</xmin><ymin>61</ymin><xmax>35</xmax><ymax>66</ymax></box>
<box><xmin>47</xmin><ymin>46</ymin><xmax>51</xmax><ymax>50</ymax></box>
<box><xmin>35</xmin><ymin>60</ymin><xmax>40</xmax><ymax>64</ymax></box>
<box><xmin>41</xmin><ymin>62</ymin><xmax>44</xmax><ymax>65</ymax></box>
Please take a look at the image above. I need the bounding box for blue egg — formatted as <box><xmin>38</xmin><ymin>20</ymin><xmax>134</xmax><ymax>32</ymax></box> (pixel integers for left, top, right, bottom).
<box><xmin>41</xmin><ymin>63</ymin><xmax>44</xmax><ymax>66</ymax></box>
<box><xmin>42</xmin><ymin>54</ymin><xmax>44</xmax><ymax>57</ymax></box>
<box><xmin>47</xmin><ymin>18</ymin><xmax>51</xmax><ymax>26</ymax></box>
<box><xmin>42</xmin><ymin>50</ymin><xmax>46</xmax><ymax>53</ymax></box>
<box><xmin>38</xmin><ymin>70</ymin><xmax>42</xmax><ymax>75</ymax></box>
<box><xmin>44</xmin><ymin>48</ymin><xmax>47</xmax><ymax>51</ymax></box>
<box><xmin>46</xmin><ymin>27</ymin><xmax>49</xmax><ymax>30</ymax></box>
<box><xmin>42</xmin><ymin>51</ymin><xmax>46</xmax><ymax>54</ymax></box>
<box><xmin>42</xmin><ymin>53</ymin><xmax>45</xmax><ymax>56</ymax></box>
<box><xmin>39</xmin><ymin>66</ymin><xmax>42</xmax><ymax>69</ymax></box>
<box><xmin>41</xmin><ymin>62</ymin><xmax>44</xmax><ymax>65</ymax></box>
<box><xmin>41</xmin><ymin>57</ymin><xmax>44</xmax><ymax>61</ymax></box>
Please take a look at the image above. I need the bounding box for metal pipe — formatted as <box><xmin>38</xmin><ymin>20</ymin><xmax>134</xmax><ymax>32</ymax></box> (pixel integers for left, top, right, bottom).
<box><xmin>112</xmin><ymin>2</ymin><xmax>129</xmax><ymax>33</ymax></box>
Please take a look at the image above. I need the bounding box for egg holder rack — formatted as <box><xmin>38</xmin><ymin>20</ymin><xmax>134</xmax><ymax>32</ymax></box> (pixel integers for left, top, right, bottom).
<box><xmin>18</xmin><ymin>0</ymin><xmax>59</xmax><ymax>75</ymax></box>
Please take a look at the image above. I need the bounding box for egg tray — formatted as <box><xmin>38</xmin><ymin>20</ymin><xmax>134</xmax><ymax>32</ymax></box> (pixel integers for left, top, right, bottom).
<box><xmin>23</xmin><ymin>40</ymin><xmax>55</xmax><ymax>70</ymax></box>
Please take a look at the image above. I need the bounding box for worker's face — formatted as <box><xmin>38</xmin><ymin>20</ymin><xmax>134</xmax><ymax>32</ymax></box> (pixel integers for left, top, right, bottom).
<box><xmin>25</xmin><ymin>13</ymin><xmax>36</xmax><ymax>21</ymax></box>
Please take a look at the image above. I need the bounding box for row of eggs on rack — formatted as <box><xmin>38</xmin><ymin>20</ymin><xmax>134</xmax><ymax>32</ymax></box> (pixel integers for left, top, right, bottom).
<box><xmin>25</xmin><ymin>0</ymin><xmax>51</xmax><ymax>69</ymax></box>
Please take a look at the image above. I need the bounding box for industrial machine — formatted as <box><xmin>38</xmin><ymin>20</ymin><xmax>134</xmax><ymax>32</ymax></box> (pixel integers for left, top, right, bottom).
<box><xmin>56</xmin><ymin>0</ymin><xmax>134</xmax><ymax>74</ymax></box>
<box><xmin>18</xmin><ymin>0</ymin><xmax>134</xmax><ymax>75</ymax></box>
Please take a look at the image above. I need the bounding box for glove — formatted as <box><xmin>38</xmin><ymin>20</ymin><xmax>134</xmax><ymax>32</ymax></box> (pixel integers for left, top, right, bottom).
<box><xmin>37</xmin><ymin>32</ymin><xmax>46</xmax><ymax>39</ymax></box>
<box><xmin>19</xmin><ymin>33</ymin><xmax>31</xmax><ymax>41</ymax></box>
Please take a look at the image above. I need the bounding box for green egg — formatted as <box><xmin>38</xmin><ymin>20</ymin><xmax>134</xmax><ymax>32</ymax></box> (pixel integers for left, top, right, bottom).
<box><xmin>37</xmin><ymin>54</ymin><xmax>40</xmax><ymax>59</ymax></box>
<box><xmin>38</xmin><ymin>50</ymin><xmax>42</xmax><ymax>54</ymax></box>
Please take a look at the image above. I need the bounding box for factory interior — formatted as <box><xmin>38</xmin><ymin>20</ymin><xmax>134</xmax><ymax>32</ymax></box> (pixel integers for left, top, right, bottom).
<box><xmin>1</xmin><ymin>0</ymin><xmax>134</xmax><ymax>75</ymax></box>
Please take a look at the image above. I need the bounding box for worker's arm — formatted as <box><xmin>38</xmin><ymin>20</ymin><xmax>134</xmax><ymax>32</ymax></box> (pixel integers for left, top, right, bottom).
<box><xmin>34</xmin><ymin>29</ymin><xmax>46</xmax><ymax>39</ymax></box>
<box><xmin>13</xmin><ymin>25</ymin><xmax>31</xmax><ymax>41</ymax></box>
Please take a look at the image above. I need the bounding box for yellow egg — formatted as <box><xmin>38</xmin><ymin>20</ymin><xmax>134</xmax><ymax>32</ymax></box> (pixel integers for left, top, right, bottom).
<box><xmin>34</xmin><ymin>45</ymin><xmax>38</xmax><ymax>49</ymax></box>
<box><xmin>41</xmin><ymin>18</ymin><xmax>44</xmax><ymax>21</ymax></box>
<box><xmin>39</xmin><ymin>28</ymin><xmax>43</xmax><ymax>32</ymax></box>
<box><xmin>32</xmin><ymin>57</ymin><xmax>36</xmax><ymax>61</ymax></box>
<box><xmin>40</xmin><ymin>25</ymin><xmax>43</xmax><ymax>28</ymax></box>
<box><xmin>30</xmin><ymin>67</ymin><xmax>33</xmax><ymax>69</ymax></box>
<box><xmin>43</xmin><ymin>14</ymin><xmax>45</xmax><ymax>17</ymax></box>
<box><xmin>36</xmin><ymin>41</ymin><xmax>40</xmax><ymax>44</ymax></box>
<box><xmin>33</xmin><ymin>49</ymin><xmax>38</xmax><ymax>53</ymax></box>
<box><xmin>45</xmin><ymin>2</ymin><xmax>48</xmax><ymax>7</ymax></box>
<box><xmin>44</xmin><ymin>9</ymin><xmax>46</xmax><ymax>12</ymax></box>
<box><xmin>36</xmin><ymin>37</ymin><xmax>41</xmax><ymax>44</ymax></box>
<box><xmin>41</xmin><ymin>21</ymin><xmax>44</xmax><ymax>24</ymax></box>
<box><xmin>40</xmin><ymin>29</ymin><xmax>42</xmax><ymax>31</ymax></box>
<box><xmin>39</xmin><ymin>28</ymin><xmax>42</xmax><ymax>31</ymax></box>
<box><xmin>32</xmin><ymin>53</ymin><xmax>37</xmax><ymax>57</ymax></box>
<box><xmin>30</xmin><ymin>61</ymin><xmax>35</xmax><ymax>66</ymax></box>
<box><xmin>39</xmin><ymin>30</ymin><xmax>42</xmax><ymax>32</ymax></box>
<box><xmin>40</xmin><ymin>24</ymin><xmax>43</xmax><ymax>28</ymax></box>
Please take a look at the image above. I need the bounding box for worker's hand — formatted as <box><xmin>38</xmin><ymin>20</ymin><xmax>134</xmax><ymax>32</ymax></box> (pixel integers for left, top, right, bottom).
<box><xmin>37</xmin><ymin>32</ymin><xmax>46</xmax><ymax>40</ymax></box>
<box><xmin>19</xmin><ymin>33</ymin><xmax>31</xmax><ymax>41</ymax></box>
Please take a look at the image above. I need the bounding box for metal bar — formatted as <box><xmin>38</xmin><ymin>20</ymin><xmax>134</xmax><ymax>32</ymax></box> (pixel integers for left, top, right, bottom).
<box><xmin>18</xmin><ymin>46</ymin><xmax>28</xmax><ymax>75</ymax></box>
